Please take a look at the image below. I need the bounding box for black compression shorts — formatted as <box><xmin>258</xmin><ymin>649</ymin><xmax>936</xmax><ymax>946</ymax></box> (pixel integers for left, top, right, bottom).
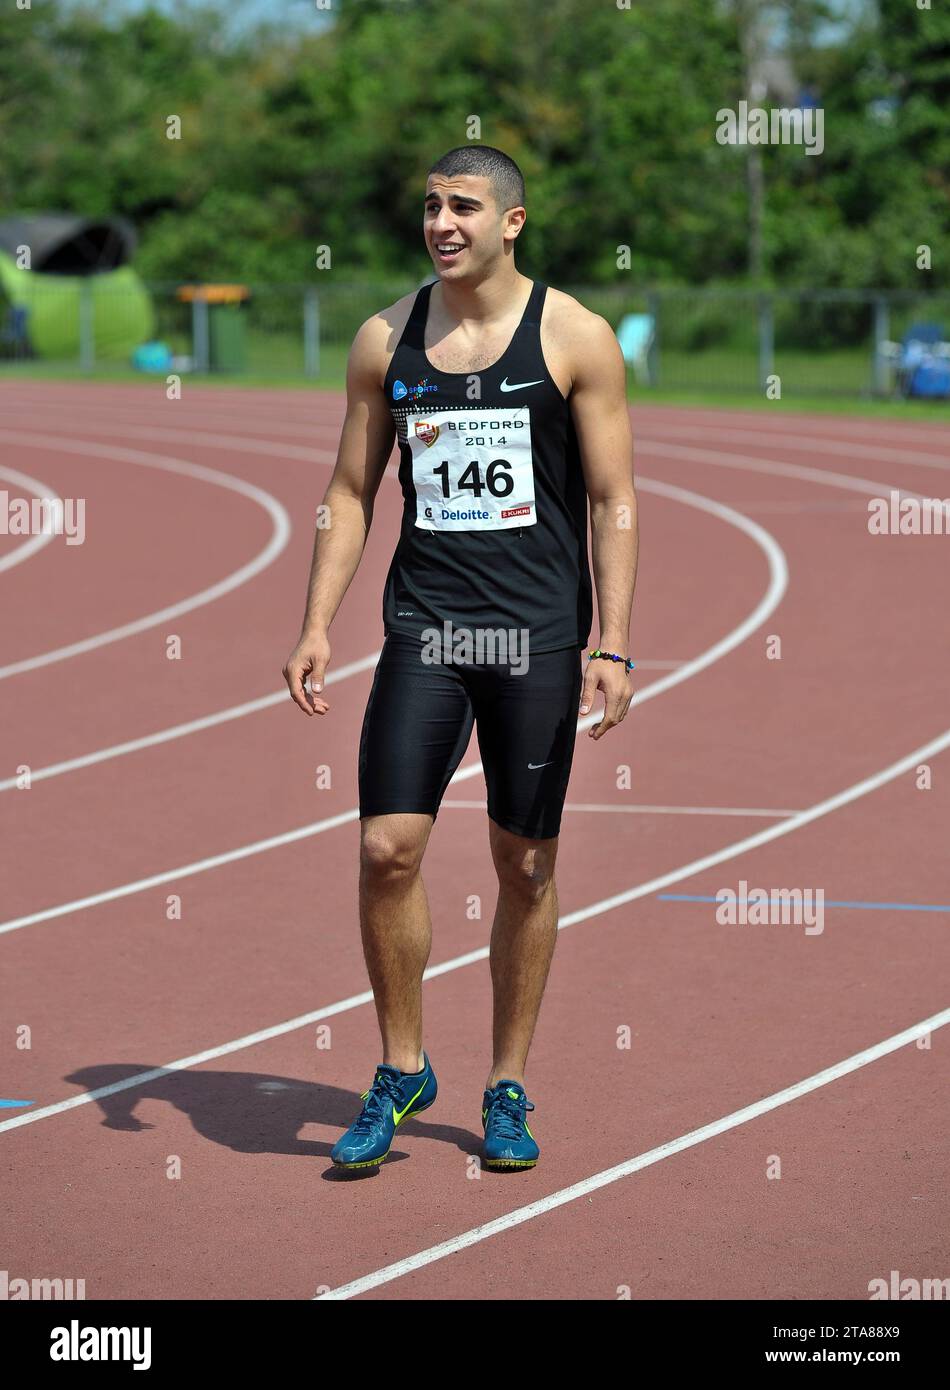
<box><xmin>358</xmin><ymin>632</ymin><xmax>583</xmax><ymax>839</ymax></box>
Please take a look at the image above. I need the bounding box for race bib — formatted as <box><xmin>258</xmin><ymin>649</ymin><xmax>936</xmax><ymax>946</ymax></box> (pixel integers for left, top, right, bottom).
<box><xmin>407</xmin><ymin>408</ymin><xmax>537</xmax><ymax>532</ymax></box>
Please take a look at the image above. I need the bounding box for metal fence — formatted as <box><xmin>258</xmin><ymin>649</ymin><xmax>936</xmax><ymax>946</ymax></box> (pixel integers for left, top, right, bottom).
<box><xmin>2</xmin><ymin>279</ymin><xmax>949</xmax><ymax>400</ymax></box>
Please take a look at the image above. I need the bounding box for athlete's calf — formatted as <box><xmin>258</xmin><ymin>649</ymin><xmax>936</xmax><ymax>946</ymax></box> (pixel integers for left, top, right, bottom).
<box><xmin>358</xmin><ymin>813</ymin><xmax>434</xmax><ymax>1074</ymax></box>
<box><xmin>486</xmin><ymin>822</ymin><xmax>560</xmax><ymax>1088</ymax></box>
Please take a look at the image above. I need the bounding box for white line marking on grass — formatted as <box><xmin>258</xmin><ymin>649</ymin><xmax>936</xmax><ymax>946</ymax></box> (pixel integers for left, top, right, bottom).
<box><xmin>0</xmin><ymin>476</ymin><xmax>787</xmax><ymax>933</ymax></box>
<box><xmin>314</xmin><ymin>1008</ymin><xmax>950</xmax><ymax>1299</ymax></box>
<box><xmin>0</xmin><ymin>466</ymin><xmax>63</xmax><ymax>574</ymax></box>
<box><xmin>0</xmin><ymin>433</ymin><xmax>290</xmax><ymax>680</ymax></box>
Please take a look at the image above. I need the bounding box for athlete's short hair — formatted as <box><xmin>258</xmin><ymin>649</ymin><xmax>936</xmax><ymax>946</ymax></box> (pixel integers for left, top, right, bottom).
<box><xmin>427</xmin><ymin>146</ymin><xmax>525</xmax><ymax>212</ymax></box>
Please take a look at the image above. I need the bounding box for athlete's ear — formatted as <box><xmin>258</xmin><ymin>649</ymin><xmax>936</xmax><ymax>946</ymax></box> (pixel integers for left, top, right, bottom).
<box><xmin>503</xmin><ymin>207</ymin><xmax>526</xmax><ymax>243</ymax></box>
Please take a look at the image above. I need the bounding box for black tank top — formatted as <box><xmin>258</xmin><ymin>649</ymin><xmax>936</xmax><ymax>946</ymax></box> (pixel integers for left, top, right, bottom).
<box><xmin>381</xmin><ymin>279</ymin><xmax>593</xmax><ymax>652</ymax></box>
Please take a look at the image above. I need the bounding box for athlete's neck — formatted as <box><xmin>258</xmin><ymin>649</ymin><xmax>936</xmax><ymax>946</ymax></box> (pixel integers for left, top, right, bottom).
<box><xmin>433</xmin><ymin>268</ymin><xmax>533</xmax><ymax>329</ymax></box>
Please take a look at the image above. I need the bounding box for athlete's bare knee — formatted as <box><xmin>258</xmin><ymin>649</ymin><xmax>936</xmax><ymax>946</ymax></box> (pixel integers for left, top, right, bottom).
<box><xmin>491</xmin><ymin>826</ymin><xmax>558</xmax><ymax>903</ymax></box>
<box><xmin>359</xmin><ymin>817</ymin><xmax>428</xmax><ymax>883</ymax></box>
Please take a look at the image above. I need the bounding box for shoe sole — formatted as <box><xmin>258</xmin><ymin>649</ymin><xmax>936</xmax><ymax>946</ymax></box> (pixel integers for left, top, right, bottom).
<box><xmin>482</xmin><ymin>1157</ymin><xmax>538</xmax><ymax>1169</ymax></box>
<box><xmin>331</xmin><ymin>1096</ymin><xmax>436</xmax><ymax>1169</ymax></box>
<box><xmin>331</xmin><ymin>1149</ymin><xmax>392</xmax><ymax>1170</ymax></box>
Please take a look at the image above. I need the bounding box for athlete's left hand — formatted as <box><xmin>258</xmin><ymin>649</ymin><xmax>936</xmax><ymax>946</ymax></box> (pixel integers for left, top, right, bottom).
<box><xmin>580</xmin><ymin>657</ymin><xmax>634</xmax><ymax>740</ymax></box>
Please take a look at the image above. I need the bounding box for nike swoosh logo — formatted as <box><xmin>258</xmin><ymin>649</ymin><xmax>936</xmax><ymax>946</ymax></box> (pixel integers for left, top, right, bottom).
<box><xmin>393</xmin><ymin>1077</ymin><xmax>429</xmax><ymax>1125</ymax></box>
<box><xmin>499</xmin><ymin>377</ymin><xmax>543</xmax><ymax>392</ymax></box>
<box><xmin>528</xmin><ymin>761</ymin><xmax>553</xmax><ymax>770</ymax></box>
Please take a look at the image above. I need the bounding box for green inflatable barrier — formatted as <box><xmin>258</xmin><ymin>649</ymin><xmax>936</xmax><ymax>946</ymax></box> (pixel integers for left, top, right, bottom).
<box><xmin>0</xmin><ymin>252</ymin><xmax>154</xmax><ymax>360</ymax></box>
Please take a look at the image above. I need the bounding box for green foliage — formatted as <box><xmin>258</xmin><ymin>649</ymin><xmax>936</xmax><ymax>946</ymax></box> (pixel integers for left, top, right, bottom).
<box><xmin>0</xmin><ymin>0</ymin><xmax>946</xmax><ymax>290</ymax></box>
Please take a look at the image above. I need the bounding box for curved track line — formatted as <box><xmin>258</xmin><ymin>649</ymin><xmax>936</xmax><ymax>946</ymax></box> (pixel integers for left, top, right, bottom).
<box><xmin>2</xmin><ymin>420</ymin><xmax>923</xmax><ymax>789</ymax></box>
<box><xmin>2</xmin><ymin>418</ymin><xmax>336</xmax><ymax>464</ymax></box>
<box><xmin>0</xmin><ymin>432</ymin><xmax>291</xmax><ymax>680</ymax></box>
<box><xmin>620</xmin><ymin>478</ymin><xmax>786</xmax><ymax>705</ymax></box>
<box><xmin>2</xmin><ymin>722</ymin><xmax>947</xmax><ymax>1135</ymax></box>
<box><xmin>0</xmin><ymin>652</ymin><xmax>382</xmax><ymax>793</ymax></box>
<box><xmin>0</xmin><ymin>475</ymin><xmax>787</xmax><ymax>932</ymax></box>
<box><xmin>0</xmin><ymin>398</ymin><xmax>341</xmax><ymax>440</ymax></box>
<box><xmin>316</xmin><ymin>1007</ymin><xmax>950</xmax><ymax>1299</ymax></box>
<box><xmin>633</xmin><ymin>408</ymin><xmax>950</xmax><ymax>449</ymax></box>
<box><xmin>0</xmin><ymin>466</ymin><xmax>64</xmax><ymax>575</ymax></box>
<box><xmin>0</xmin><ymin>653</ymin><xmax>682</xmax><ymax>793</ymax></box>
<box><xmin>644</xmin><ymin>422</ymin><xmax>950</xmax><ymax>474</ymax></box>
<box><xmin>639</xmin><ymin>438</ymin><xmax>925</xmax><ymax>500</ymax></box>
<box><xmin>0</xmin><ymin>474</ymin><xmax>785</xmax><ymax>791</ymax></box>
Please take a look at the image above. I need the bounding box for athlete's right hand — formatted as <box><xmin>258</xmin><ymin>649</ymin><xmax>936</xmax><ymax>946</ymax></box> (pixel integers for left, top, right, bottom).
<box><xmin>282</xmin><ymin>629</ymin><xmax>331</xmax><ymax>716</ymax></box>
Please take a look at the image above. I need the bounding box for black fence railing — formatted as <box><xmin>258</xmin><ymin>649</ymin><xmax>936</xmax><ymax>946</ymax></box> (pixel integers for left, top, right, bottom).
<box><xmin>2</xmin><ymin>280</ymin><xmax>949</xmax><ymax>400</ymax></box>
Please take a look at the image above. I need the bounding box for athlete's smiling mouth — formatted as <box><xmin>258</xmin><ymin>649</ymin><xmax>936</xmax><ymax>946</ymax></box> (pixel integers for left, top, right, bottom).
<box><xmin>434</xmin><ymin>242</ymin><xmax>466</xmax><ymax>260</ymax></box>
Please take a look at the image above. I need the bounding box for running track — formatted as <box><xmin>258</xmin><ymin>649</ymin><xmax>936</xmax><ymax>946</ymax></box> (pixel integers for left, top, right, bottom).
<box><xmin>1</xmin><ymin>383</ymin><xmax>947</xmax><ymax>1301</ymax></box>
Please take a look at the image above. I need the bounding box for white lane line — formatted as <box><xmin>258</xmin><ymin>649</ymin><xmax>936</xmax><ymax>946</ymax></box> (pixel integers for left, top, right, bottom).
<box><xmin>3</xmin><ymin>403</ymin><xmax>922</xmax><ymax>794</ymax></box>
<box><xmin>638</xmin><ymin>438</ymin><xmax>925</xmax><ymax>502</ymax></box>
<box><xmin>3</xmin><ymin>418</ymin><xmax>338</xmax><ymax>464</ymax></box>
<box><xmin>0</xmin><ymin>657</ymin><xmax>686</xmax><ymax>793</ymax></box>
<box><xmin>554</xmin><ymin>726</ymin><xmax>950</xmax><ymax>929</ymax></box>
<box><xmin>1</xmin><ymin>724</ymin><xmax>946</xmax><ymax>1135</ymax></box>
<box><xmin>0</xmin><ymin>652</ymin><xmax>382</xmax><ymax>792</ymax></box>
<box><xmin>315</xmin><ymin>1008</ymin><xmax>950</xmax><ymax>1300</ymax></box>
<box><xmin>588</xmin><ymin>477</ymin><xmax>787</xmax><ymax>709</ymax></box>
<box><xmin>0</xmin><ymin>430</ymin><xmax>943</xmax><ymax>1142</ymax></box>
<box><xmin>5</xmin><ymin>418</ymin><xmax>911</xmax><ymax>787</ymax></box>
<box><xmin>441</xmin><ymin>800</ymin><xmax>799</xmax><ymax>818</ymax></box>
<box><xmin>0</xmin><ymin>399</ymin><xmax>342</xmax><ymax>440</ymax></box>
<box><xmin>633</xmin><ymin>408</ymin><xmax>950</xmax><ymax>449</ymax></box>
<box><xmin>646</xmin><ymin>422</ymin><xmax>950</xmax><ymax>473</ymax></box>
<box><xmin>0</xmin><ymin>807</ymin><xmax>362</xmax><ymax>936</ymax></box>
<box><xmin>720</xmin><ymin>500</ymin><xmax>865</xmax><ymax>515</ymax></box>
<box><xmin>0</xmin><ymin>475</ymin><xmax>787</xmax><ymax>933</ymax></box>
<box><xmin>0</xmin><ymin>466</ymin><xmax>63</xmax><ymax>574</ymax></box>
<box><xmin>0</xmin><ymin>432</ymin><xmax>291</xmax><ymax>680</ymax></box>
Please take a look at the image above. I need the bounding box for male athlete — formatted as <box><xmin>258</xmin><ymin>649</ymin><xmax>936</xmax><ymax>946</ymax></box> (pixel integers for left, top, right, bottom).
<box><xmin>283</xmin><ymin>146</ymin><xmax>638</xmax><ymax>1171</ymax></box>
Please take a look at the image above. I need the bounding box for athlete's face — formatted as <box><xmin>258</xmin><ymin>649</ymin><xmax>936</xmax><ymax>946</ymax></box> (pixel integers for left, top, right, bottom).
<box><xmin>424</xmin><ymin>174</ymin><xmax>524</xmax><ymax>279</ymax></box>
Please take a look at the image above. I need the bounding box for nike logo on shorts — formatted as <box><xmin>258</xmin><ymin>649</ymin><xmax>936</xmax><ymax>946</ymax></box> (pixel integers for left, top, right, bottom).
<box><xmin>527</xmin><ymin>761</ymin><xmax>554</xmax><ymax>769</ymax></box>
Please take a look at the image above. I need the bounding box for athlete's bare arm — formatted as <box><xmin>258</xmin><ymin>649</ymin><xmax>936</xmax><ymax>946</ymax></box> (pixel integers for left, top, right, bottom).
<box><xmin>552</xmin><ymin>295</ymin><xmax>638</xmax><ymax>739</ymax></box>
<box><xmin>282</xmin><ymin>301</ymin><xmax>412</xmax><ymax>716</ymax></box>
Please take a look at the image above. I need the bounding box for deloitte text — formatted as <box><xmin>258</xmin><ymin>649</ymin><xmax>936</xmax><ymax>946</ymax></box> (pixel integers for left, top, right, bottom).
<box><xmin>421</xmin><ymin>621</ymin><xmax>530</xmax><ymax>674</ymax></box>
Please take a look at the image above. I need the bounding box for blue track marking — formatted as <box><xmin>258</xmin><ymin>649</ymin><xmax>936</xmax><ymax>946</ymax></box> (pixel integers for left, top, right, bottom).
<box><xmin>0</xmin><ymin>1099</ymin><xmax>35</xmax><ymax>1108</ymax></box>
<box><xmin>657</xmin><ymin>895</ymin><xmax>950</xmax><ymax>912</ymax></box>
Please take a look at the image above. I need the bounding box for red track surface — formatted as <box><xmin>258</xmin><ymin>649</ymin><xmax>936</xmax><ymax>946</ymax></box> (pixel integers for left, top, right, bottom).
<box><xmin>1</xmin><ymin>383</ymin><xmax>947</xmax><ymax>1300</ymax></box>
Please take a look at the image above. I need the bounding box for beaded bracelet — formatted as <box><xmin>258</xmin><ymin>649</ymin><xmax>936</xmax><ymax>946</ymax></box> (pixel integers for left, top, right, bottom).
<box><xmin>587</xmin><ymin>648</ymin><xmax>636</xmax><ymax>673</ymax></box>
